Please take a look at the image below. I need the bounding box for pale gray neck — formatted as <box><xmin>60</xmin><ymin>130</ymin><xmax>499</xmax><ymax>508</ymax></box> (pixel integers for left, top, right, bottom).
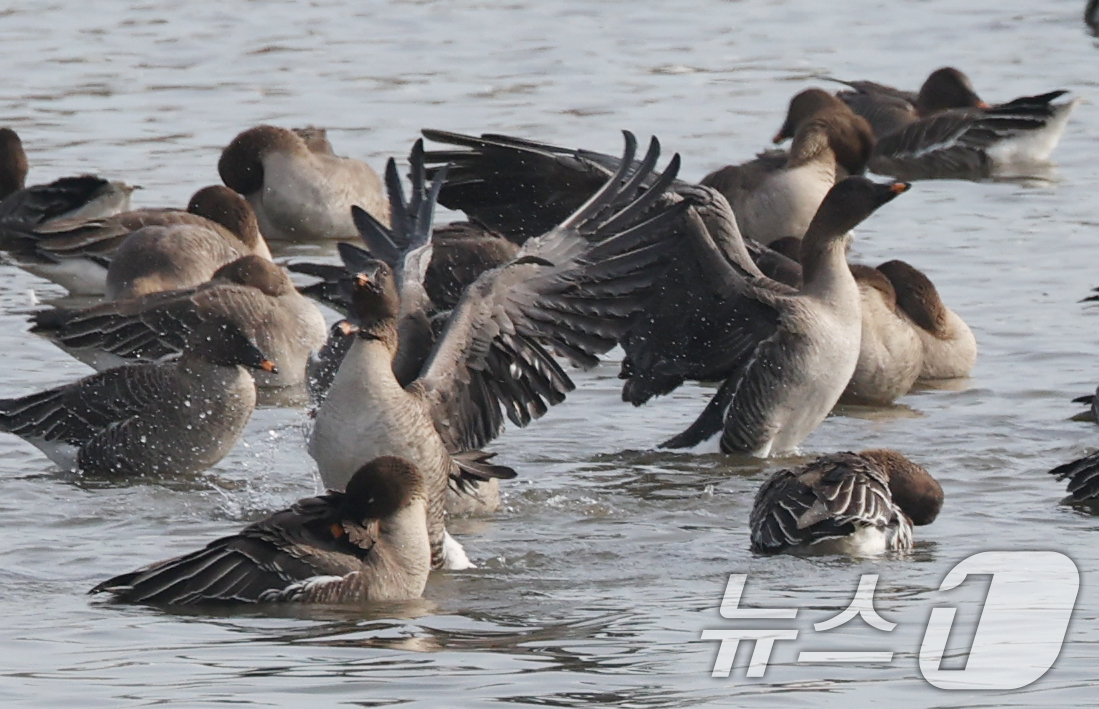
<box><xmin>800</xmin><ymin>239</ymin><xmax>856</xmax><ymax>304</ymax></box>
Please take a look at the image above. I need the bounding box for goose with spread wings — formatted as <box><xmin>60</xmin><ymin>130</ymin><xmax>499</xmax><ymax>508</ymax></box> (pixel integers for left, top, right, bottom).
<box><xmin>310</xmin><ymin>132</ymin><xmax>688</xmax><ymax>569</ymax></box>
<box><xmin>419</xmin><ymin>131</ymin><xmax>910</xmax><ymax>454</ymax></box>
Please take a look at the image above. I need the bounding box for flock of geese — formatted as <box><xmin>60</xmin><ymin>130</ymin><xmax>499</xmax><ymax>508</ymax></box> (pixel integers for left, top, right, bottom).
<box><xmin>0</xmin><ymin>67</ymin><xmax>1085</xmax><ymax>605</ymax></box>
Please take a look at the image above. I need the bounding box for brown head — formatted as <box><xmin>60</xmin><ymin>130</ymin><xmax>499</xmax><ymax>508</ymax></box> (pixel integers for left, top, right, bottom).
<box><xmin>859</xmin><ymin>449</ymin><xmax>943</xmax><ymax>526</ymax></box>
<box><xmin>341</xmin><ymin>455</ymin><xmax>425</xmax><ymax>521</ymax></box>
<box><xmin>916</xmin><ymin>67</ymin><xmax>988</xmax><ymax>116</ymax></box>
<box><xmin>184</xmin><ymin>316</ymin><xmax>277</xmax><ymax>373</ymax></box>
<box><xmin>801</xmin><ymin>178</ymin><xmax>909</xmax><ymax>280</ymax></box>
<box><xmin>186</xmin><ymin>185</ymin><xmax>266</xmax><ymax>253</ymax></box>
<box><xmin>0</xmin><ymin>128</ymin><xmax>29</xmax><ymax>199</ymax></box>
<box><xmin>850</xmin><ymin>263</ymin><xmax>898</xmax><ymax>306</ymax></box>
<box><xmin>218</xmin><ymin>125</ymin><xmax>308</xmax><ymax>196</ymax></box>
<box><xmin>876</xmin><ymin>259</ymin><xmax>948</xmax><ymax>335</ymax></box>
<box><xmin>212</xmin><ymin>255</ymin><xmax>293</xmax><ymax>297</ymax></box>
<box><xmin>774</xmin><ymin>89</ymin><xmax>848</xmax><ymax>143</ymax></box>
<box><xmin>345</xmin><ymin>260</ymin><xmax>401</xmax><ymax>339</ymax></box>
<box><xmin>778</xmin><ymin>92</ymin><xmax>874</xmax><ymax>177</ymax></box>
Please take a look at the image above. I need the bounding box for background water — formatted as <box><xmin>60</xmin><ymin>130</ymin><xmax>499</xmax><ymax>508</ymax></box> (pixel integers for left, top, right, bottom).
<box><xmin>0</xmin><ymin>0</ymin><xmax>1095</xmax><ymax>706</ymax></box>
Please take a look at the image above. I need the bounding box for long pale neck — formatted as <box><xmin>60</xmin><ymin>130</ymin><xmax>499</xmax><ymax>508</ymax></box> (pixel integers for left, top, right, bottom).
<box><xmin>799</xmin><ymin>238</ymin><xmax>856</xmax><ymax>303</ymax></box>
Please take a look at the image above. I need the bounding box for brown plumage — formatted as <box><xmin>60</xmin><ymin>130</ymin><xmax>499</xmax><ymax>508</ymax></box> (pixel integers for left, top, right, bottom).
<box><xmin>91</xmin><ymin>456</ymin><xmax>431</xmax><ymax>605</ymax></box>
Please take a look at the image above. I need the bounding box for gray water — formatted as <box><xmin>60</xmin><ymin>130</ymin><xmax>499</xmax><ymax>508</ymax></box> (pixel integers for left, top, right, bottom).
<box><xmin>0</xmin><ymin>0</ymin><xmax>1096</xmax><ymax>706</ymax></box>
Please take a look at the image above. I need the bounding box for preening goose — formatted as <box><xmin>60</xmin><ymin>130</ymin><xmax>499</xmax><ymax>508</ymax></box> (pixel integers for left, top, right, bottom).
<box><xmin>750</xmin><ymin>449</ymin><xmax>943</xmax><ymax>554</ymax></box>
<box><xmin>91</xmin><ymin>456</ymin><xmax>431</xmax><ymax>605</ymax></box>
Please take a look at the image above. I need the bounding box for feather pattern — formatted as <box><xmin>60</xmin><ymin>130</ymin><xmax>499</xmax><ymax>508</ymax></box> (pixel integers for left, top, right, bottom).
<box><xmin>750</xmin><ymin>451</ymin><xmax>914</xmax><ymax>554</ymax></box>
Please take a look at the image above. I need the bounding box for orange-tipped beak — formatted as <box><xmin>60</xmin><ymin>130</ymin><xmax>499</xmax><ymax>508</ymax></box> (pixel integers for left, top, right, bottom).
<box><xmin>355</xmin><ymin>273</ymin><xmax>371</xmax><ymax>287</ymax></box>
<box><xmin>977</xmin><ymin>100</ymin><xmax>991</xmax><ymax>110</ymax></box>
<box><xmin>337</xmin><ymin>320</ymin><xmax>360</xmax><ymax>336</ymax></box>
<box><xmin>890</xmin><ymin>182</ymin><xmax>911</xmax><ymax>194</ymax></box>
<box><xmin>260</xmin><ymin>359</ymin><xmax>278</xmax><ymax>373</ymax></box>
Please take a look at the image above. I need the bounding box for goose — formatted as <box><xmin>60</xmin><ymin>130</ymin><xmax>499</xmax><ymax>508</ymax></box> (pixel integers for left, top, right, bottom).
<box><xmin>0</xmin><ymin>128</ymin><xmax>134</xmax><ymax>238</ymax></box>
<box><xmin>831</xmin><ymin>67</ymin><xmax>988</xmax><ymax>138</ymax></box>
<box><xmin>875</xmin><ymin>260</ymin><xmax>976</xmax><ymax>380</ymax></box>
<box><xmin>104</xmin><ymin>186</ymin><xmax>272</xmax><ymax>300</ymax></box>
<box><xmin>31</xmin><ymin>255</ymin><xmax>326</xmax><ymax>389</ymax></box>
<box><xmin>635</xmin><ymin>178</ymin><xmax>908</xmax><ymax>454</ymax></box>
<box><xmin>750</xmin><ymin>449</ymin><xmax>943</xmax><ymax>554</ymax></box>
<box><xmin>419</xmin><ymin>131</ymin><xmax>909</xmax><ymax>437</ymax></box>
<box><xmin>310</xmin><ymin>133</ymin><xmax>688</xmax><ymax>569</ymax></box>
<box><xmin>701</xmin><ymin>90</ymin><xmax>873</xmax><ymax>245</ymax></box>
<box><xmin>818</xmin><ymin>68</ymin><xmax>1078</xmax><ymax>179</ymax></box>
<box><xmin>838</xmin><ymin>264</ymin><xmax>924</xmax><ymax>405</ymax></box>
<box><xmin>291</xmin><ymin>141</ymin><xmax>519</xmax><ymax>406</ymax></box>
<box><xmin>218</xmin><ymin>125</ymin><xmax>388</xmax><ymax>242</ymax></box>
<box><xmin>91</xmin><ymin>455</ymin><xmax>430</xmax><ymax>605</ymax></box>
<box><xmin>0</xmin><ymin>317</ymin><xmax>275</xmax><ymax>477</ymax></box>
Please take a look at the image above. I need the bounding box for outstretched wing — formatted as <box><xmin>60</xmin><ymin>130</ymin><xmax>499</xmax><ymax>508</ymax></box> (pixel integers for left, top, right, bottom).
<box><xmin>422</xmin><ymin>129</ymin><xmax>617</xmax><ymax>243</ymax></box>
<box><xmin>412</xmin><ymin>134</ymin><xmax>688</xmax><ymax>453</ymax></box>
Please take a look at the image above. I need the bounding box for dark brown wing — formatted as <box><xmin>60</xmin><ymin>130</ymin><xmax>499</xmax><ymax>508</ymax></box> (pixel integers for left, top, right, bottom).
<box><xmin>90</xmin><ymin>494</ymin><xmax>380</xmax><ymax>605</ymax></box>
<box><xmin>0</xmin><ymin>362</ymin><xmax>182</xmax><ymax>445</ymax></box>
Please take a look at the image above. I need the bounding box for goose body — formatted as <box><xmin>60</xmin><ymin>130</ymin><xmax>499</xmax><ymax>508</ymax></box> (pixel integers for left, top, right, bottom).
<box><xmin>92</xmin><ymin>456</ymin><xmax>431</xmax><ymax>605</ymax></box>
<box><xmin>750</xmin><ymin>449</ymin><xmax>943</xmax><ymax>555</ymax></box>
<box><xmin>219</xmin><ymin>125</ymin><xmax>388</xmax><ymax>242</ymax></box>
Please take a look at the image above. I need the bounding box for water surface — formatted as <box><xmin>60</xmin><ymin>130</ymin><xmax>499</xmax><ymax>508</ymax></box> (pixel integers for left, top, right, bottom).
<box><xmin>0</xmin><ymin>0</ymin><xmax>1097</xmax><ymax>706</ymax></box>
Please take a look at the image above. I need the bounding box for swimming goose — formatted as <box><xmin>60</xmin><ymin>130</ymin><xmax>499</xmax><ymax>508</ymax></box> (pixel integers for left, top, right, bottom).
<box><xmin>91</xmin><ymin>455</ymin><xmax>430</xmax><ymax>605</ymax></box>
<box><xmin>832</xmin><ymin>67</ymin><xmax>988</xmax><ymax>138</ymax></box>
<box><xmin>701</xmin><ymin>111</ymin><xmax>872</xmax><ymax>246</ymax></box>
<box><xmin>7</xmin><ymin>185</ymin><xmax>272</xmax><ymax>296</ymax></box>
<box><xmin>0</xmin><ymin>317</ymin><xmax>274</xmax><ymax>476</ymax></box>
<box><xmin>636</xmin><ymin>178</ymin><xmax>908</xmax><ymax>454</ymax></box>
<box><xmin>218</xmin><ymin>125</ymin><xmax>389</xmax><ymax>242</ymax></box>
<box><xmin>31</xmin><ymin>256</ymin><xmax>326</xmax><ymax>389</ymax></box>
<box><xmin>105</xmin><ymin>186</ymin><xmax>272</xmax><ymax>300</ymax></box>
<box><xmin>876</xmin><ymin>260</ymin><xmax>976</xmax><ymax>380</ymax></box>
<box><xmin>821</xmin><ymin>68</ymin><xmax>1078</xmax><ymax>179</ymax></box>
<box><xmin>311</xmin><ymin>134</ymin><xmax>688</xmax><ymax>569</ymax></box>
<box><xmin>0</xmin><ymin>128</ymin><xmax>134</xmax><ymax>239</ymax></box>
<box><xmin>750</xmin><ymin>449</ymin><xmax>943</xmax><ymax>554</ymax></box>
